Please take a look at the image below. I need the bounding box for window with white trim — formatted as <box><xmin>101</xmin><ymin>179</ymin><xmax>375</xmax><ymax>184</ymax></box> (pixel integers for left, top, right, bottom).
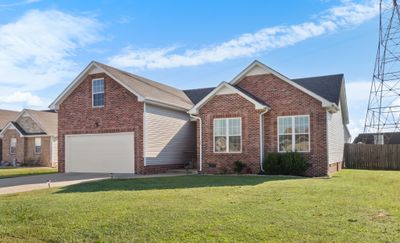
<box><xmin>10</xmin><ymin>138</ymin><xmax>16</xmax><ymax>154</ymax></box>
<box><xmin>35</xmin><ymin>137</ymin><xmax>41</xmax><ymax>154</ymax></box>
<box><xmin>214</xmin><ymin>118</ymin><xmax>241</xmax><ymax>153</ymax></box>
<box><xmin>278</xmin><ymin>115</ymin><xmax>310</xmax><ymax>152</ymax></box>
<box><xmin>92</xmin><ymin>78</ymin><xmax>104</xmax><ymax>107</ymax></box>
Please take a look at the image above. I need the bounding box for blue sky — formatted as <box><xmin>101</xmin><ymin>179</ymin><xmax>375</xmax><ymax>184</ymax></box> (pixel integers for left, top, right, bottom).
<box><xmin>0</xmin><ymin>0</ymin><xmax>382</xmax><ymax>138</ymax></box>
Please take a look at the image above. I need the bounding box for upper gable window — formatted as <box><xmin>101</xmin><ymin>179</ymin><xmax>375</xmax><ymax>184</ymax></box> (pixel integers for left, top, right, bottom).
<box><xmin>92</xmin><ymin>78</ymin><xmax>104</xmax><ymax>107</ymax></box>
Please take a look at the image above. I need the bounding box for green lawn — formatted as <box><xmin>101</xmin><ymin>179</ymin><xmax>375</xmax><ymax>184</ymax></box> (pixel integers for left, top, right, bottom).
<box><xmin>0</xmin><ymin>170</ymin><xmax>399</xmax><ymax>242</ymax></box>
<box><xmin>0</xmin><ymin>167</ymin><xmax>57</xmax><ymax>179</ymax></box>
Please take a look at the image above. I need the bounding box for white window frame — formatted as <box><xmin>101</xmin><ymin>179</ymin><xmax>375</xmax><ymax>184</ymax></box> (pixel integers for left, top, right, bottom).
<box><xmin>92</xmin><ymin>78</ymin><xmax>105</xmax><ymax>108</ymax></box>
<box><xmin>213</xmin><ymin>117</ymin><xmax>242</xmax><ymax>153</ymax></box>
<box><xmin>35</xmin><ymin>137</ymin><xmax>42</xmax><ymax>154</ymax></box>
<box><xmin>277</xmin><ymin>115</ymin><xmax>310</xmax><ymax>153</ymax></box>
<box><xmin>10</xmin><ymin>137</ymin><xmax>16</xmax><ymax>155</ymax></box>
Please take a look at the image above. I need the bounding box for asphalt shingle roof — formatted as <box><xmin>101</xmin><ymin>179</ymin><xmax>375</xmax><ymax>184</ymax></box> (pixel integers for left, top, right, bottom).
<box><xmin>0</xmin><ymin>109</ymin><xmax>19</xmax><ymax>131</ymax></box>
<box><xmin>292</xmin><ymin>74</ymin><xmax>344</xmax><ymax>105</ymax></box>
<box><xmin>183</xmin><ymin>87</ymin><xmax>215</xmax><ymax>104</ymax></box>
<box><xmin>25</xmin><ymin>109</ymin><xmax>58</xmax><ymax>136</ymax></box>
<box><xmin>183</xmin><ymin>74</ymin><xmax>344</xmax><ymax>106</ymax></box>
<box><xmin>95</xmin><ymin>62</ymin><xmax>194</xmax><ymax>110</ymax></box>
<box><xmin>354</xmin><ymin>132</ymin><xmax>400</xmax><ymax>144</ymax></box>
<box><xmin>11</xmin><ymin>121</ymin><xmax>46</xmax><ymax>136</ymax></box>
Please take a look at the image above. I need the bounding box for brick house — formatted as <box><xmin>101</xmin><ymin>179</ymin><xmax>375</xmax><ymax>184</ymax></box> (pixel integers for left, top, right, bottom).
<box><xmin>0</xmin><ymin>109</ymin><xmax>58</xmax><ymax>167</ymax></box>
<box><xmin>50</xmin><ymin>60</ymin><xmax>350</xmax><ymax>176</ymax></box>
<box><xmin>0</xmin><ymin>109</ymin><xmax>19</xmax><ymax>162</ymax></box>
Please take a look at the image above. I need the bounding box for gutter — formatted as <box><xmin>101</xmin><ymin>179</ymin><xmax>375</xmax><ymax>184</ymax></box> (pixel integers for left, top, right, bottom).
<box><xmin>190</xmin><ymin>114</ymin><xmax>202</xmax><ymax>172</ymax></box>
<box><xmin>259</xmin><ymin>109</ymin><xmax>269</xmax><ymax>172</ymax></box>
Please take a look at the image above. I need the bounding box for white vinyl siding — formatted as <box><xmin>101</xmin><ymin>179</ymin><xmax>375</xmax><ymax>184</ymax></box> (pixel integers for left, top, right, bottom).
<box><xmin>144</xmin><ymin>104</ymin><xmax>196</xmax><ymax>166</ymax></box>
<box><xmin>51</xmin><ymin>137</ymin><xmax>58</xmax><ymax>163</ymax></box>
<box><xmin>278</xmin><ymin>115</ymin><xmax>310</xmax><ymax>152</ymax></box>
<box><xmin>327</xmin><ymin>102</ymin><xmax>346</xmax><ymax>164</ymax></box>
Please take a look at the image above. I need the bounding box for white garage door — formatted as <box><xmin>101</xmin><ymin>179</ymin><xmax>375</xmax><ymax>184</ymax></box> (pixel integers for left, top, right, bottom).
<box><xmin>65</xmin><ymin>132</ymin><xmax>135</xmax><ymax>173</ymax></box>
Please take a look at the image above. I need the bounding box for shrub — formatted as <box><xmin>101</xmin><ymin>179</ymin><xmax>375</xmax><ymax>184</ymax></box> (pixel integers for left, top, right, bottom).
<box><xmin>263</xmin><ymin>152</ymin><xmax>310</xmax><ymax>176</ymax></box>
<box><xmin>233</xmin><ymin>160</ymin><xmax>246</xmax><ymax>174</ymax></box>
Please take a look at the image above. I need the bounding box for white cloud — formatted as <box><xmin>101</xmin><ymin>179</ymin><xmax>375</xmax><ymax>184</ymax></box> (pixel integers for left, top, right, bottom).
<box><xmin>0</xmin><ymin>0</ymin><xmax>40</xmax><ymax>9</ymax></box>
<box><xmin>0</xmin><ymin>92</ymin><xmax>44</xmax><ymax>107</ymax></box>
<box><xmin>108</xmin><ymin>0</ymin><xmax>379</xmax><ymax>70</ymax></box>
<box><xmin>0</xmin><ymin>9</ymin><xmax>101</xmax><ymax>109</ymax></box>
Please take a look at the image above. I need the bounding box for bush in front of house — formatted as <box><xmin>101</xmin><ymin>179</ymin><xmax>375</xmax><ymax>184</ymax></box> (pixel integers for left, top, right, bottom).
<box><xmin>233</xmin><ymin>160</ymin><xmax>247</xmax><ymax>174</ymax></box>
<box><xmin>263</xmin><ymin>152</ymin><xmax>310</xmax><ymax>176</ymax></box>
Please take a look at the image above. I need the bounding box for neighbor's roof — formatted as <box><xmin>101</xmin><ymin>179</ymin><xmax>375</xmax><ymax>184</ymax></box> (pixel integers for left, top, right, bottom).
<box><xmin>23</xmin><ymin>109</ymin><xmax>58</xmax><ymax>136</ymax></box>
<box><xmin>353</xmin><ymin>132</ymin><xmax>400</xmax><ymax>144</ymax></box>
<box><xmin>11</xmin><ymin>121</ymin><xmax>46</xmax><ymax>136</ymax></box>
<box><xmin>292</xmin><ymin>74</ymin><xmax>344</xmax><ymax>105</ymax></box>
<box><xmin>0</xmin><ymin>109</ymin><xmax>19</xmax><ymax>131</ymax></box>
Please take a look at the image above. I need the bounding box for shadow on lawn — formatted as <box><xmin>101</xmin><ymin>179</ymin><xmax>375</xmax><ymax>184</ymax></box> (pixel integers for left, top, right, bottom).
<box><xmin>56</xmin><ymin>175</ymin><xmax>305</xmax><ymax>193</ymax></box>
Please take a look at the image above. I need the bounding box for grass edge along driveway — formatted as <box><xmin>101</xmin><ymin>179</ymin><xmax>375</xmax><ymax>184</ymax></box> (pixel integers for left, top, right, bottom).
<box><xmin>0</xmin><ymin>167</ymin><xmax>57</xmax><ymax>179</ymax></box>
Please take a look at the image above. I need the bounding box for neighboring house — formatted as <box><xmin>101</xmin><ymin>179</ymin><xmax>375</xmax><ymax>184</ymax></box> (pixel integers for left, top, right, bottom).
<box><xmin>0</xmin><ymin>109</ymin><xmax>58</xmax><ymax>167</ymax></box>
<box><xmin>50</xmin><ymin>60</ymin><xmax>349</xmax><ymax>176</ymax></box>
<box><xmin>0</xmin><ymin>109</ymin><xmax>19</xmax><ymax>161</ymax></box>
<box><xmin>353</xmin><ymin>132</ymin><xmax>400</xmax><ymax>144</ymax></box>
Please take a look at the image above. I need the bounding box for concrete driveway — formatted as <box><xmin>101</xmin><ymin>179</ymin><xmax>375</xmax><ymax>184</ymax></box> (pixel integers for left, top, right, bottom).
<box><xmin>0</xmin><ymin>173</ymin><xmax>111</xmax><ymax>195</ymax></box>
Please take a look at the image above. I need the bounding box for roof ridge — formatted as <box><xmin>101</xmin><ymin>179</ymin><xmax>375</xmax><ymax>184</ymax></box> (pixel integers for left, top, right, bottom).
<box><xmin>292</xmin><ymin>73</ymin><xmax>344</xmax><ymax>80</ymax></box>
<box><xmin>0</xmin><ymin>108</ymin><xmax>19</xmax><ymax>112</ymax></box>
<box><xmin>183</xmin><ymin>87</ymin><xmax>215</xmax><ymax>91</ymax></box>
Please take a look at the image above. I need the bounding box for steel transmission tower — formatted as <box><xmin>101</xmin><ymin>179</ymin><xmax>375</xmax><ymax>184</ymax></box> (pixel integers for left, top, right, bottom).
<box><xmin>364</xmin><ymin>0</ymin><xmax>400</xmax><ymax>135</ymax></box>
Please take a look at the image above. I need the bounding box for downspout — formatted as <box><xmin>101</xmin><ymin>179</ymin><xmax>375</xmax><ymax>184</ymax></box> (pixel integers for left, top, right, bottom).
<box><xmin>259</xmin><ymin>109</ymin><xmax>268</xmax><ymax>172</ymax></box>
<box><xmin>190</xmin><ymin>114</ymin><xmax>202</xmax><ymax>172</ymax></box>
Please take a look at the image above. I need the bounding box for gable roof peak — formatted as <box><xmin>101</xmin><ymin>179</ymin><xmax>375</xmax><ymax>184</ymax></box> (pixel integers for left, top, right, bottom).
<box><xmin>188</xmin><ymin>81</ymin><xmax>269</xmax><ymax>115</ymax></box>
<box><xmin>230</xmin><ymin>60</ymin><xmax>337</xmax><ymax>109</ymax></box>
<box><xmin>50</xmin><ymin>61</ymin><xmax>194</xmax><ymax>111</ymax></box>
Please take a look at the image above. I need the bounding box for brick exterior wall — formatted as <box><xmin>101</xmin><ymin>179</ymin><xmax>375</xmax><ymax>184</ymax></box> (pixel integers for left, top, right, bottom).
<box><xmin>237</xmin><ymin>74</ymin><xmax>329</xmax><ymax>176</ymax></box>
<box><xmin>1</xmin><ymin>129</ymin><xmax>52</xmax><ymax>166</ymax></box>
<box><xmin>24</xmin><ymin>136</ymin><xmax>52</xmax><ymax>167</ymax></box>
<box><xmin>197</xmin><ymin>94</ymin><xmax>262</xmax><ymax>174</ymax></box>
<box><xmin>1</xmin><ymin>129</ymin><xmax>24</xmax><ymax>163</ymax></box>
<box><xmin>328</xmin><ymin>161</ymin><xmax>343</xmax><ymax>175</ymax></box>
<box><xmin>58</xmin><ymin>72</ymin><xmax>180</xmax><ymax>174</ymax></box>
<box><xmin>58</xmin><ymin>72</ymin><xmax>144</xmax><ymax>173</ymax></box>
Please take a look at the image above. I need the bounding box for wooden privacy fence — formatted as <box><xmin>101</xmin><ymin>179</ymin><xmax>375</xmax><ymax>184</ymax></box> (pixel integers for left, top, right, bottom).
<box><xmin>344</xmin><ymin>143</ymin><xmax>400</xmax><ymax>170</ymax></box>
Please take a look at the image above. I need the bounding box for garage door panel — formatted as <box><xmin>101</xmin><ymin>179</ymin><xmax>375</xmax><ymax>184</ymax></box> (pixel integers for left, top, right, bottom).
<box><xmin>65</xmin><ymin>132</ymin><xmax>134</xmax><ymax>173</ymax></box>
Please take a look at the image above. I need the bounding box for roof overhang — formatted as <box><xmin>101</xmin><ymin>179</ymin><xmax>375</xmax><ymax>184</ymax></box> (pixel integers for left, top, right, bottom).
<box><xmin>230</xmin><ymin>60</ymin><xmax>338</xmax><ymax>109</ymax></box>
<box><xmin>188</xmin><ymin>82</ymin><xmax>269</xmax><ymax>115</ymax></box>
<box><xmin>0</xmin><ymin>122</ymin><xmax>23</xmax><ymax>137</ymax></box>
<box><xmin>0</xmin><ymin>121</ymin><xmax>49</xmax><ymax>138</ymax></box>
